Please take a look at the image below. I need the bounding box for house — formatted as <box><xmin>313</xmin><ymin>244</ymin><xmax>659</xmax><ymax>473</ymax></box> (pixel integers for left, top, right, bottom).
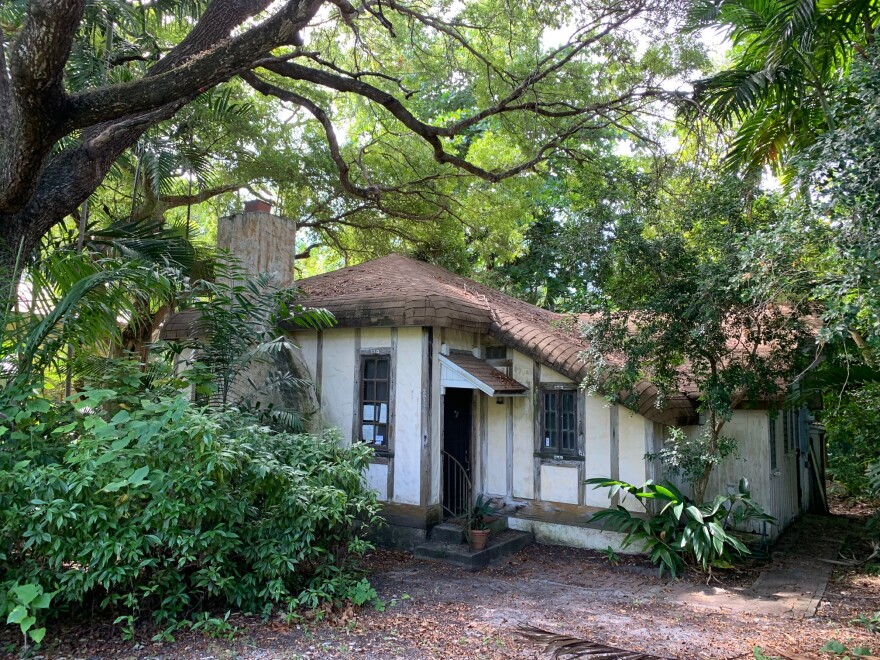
<box><xmin>289</xmin><ymin>253</ymin><xmax>827</xmax><ymax>550</ymax></box>
<box><xmin>161</xmin><ymin>205</ymin><xmax>826</xmax><ymax>551</ymax></box>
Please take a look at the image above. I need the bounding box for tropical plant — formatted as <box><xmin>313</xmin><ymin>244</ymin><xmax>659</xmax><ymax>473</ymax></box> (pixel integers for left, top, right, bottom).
<box><xmin>585</xmin><ymin>477</ymin><xmax>776</xmax><ymax>578</ymax></box>
<box><xmin>468</xmin><ymin>494</ymin><xmax>498</xmax><ymax>531</ymax></box>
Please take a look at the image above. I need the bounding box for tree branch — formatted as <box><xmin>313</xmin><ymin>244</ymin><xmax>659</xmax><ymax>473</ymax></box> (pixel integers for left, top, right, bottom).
<box><xmin>63</xmin><ymin>0</ymin><xmax>323</xmax><ymax>130</ymax></box>
<box><xmin>0</xmin><ymin>27</ymin><xmax>10</xmax><ymax>131</ymax></box>
<box><xmin>9</xmin><ymin>0</ymin><xmax>84</xmax><ymax>99</ymax></box>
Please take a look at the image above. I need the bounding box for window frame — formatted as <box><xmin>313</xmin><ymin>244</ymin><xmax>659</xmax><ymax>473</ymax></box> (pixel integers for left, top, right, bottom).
<box><xmin>357</xmin><ymin>351</ymin><xmax>393</xmax><ymax>452</ymax></box>
<box><xmin>769</xmin><ymin>413</ymin><xmax>779</xmax><ymax>474</ymax></box>
<box><xmin>538</xmin><ymin>386</ymin><xmax>580</xmax><ymax>459</ymax></box>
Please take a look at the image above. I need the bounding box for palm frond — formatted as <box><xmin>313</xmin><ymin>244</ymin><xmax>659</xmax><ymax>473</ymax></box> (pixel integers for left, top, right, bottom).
<box><xmin>516</xmin><ymin>625</ymin><xmax>671</xmax><ymax>659</ymax></box>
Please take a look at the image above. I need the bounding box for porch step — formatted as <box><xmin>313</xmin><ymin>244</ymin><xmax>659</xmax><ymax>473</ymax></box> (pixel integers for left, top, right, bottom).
<box><xmin>413</xmin><ymin>528</ymin><xmax>534</xmax><ymax>571</ymax></box>
<box><xmin>430</xmin><ymin>522</ymin><xmax>469</xmax><ymax>545</ymax></box>
<box><xmin>428</xmin><ymin>516</ymin><xmax>508</xmax><ymax>544</ymax></box>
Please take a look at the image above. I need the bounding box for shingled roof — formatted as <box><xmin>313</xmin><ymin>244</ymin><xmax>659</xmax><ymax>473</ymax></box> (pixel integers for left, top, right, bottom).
<box><xmin>295</xmin><ymin>254</ymin><xmax>697</xmax><ymax>424</ymax></box>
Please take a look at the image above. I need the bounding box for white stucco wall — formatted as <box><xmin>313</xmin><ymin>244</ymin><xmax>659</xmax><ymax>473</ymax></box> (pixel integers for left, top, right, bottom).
<box><xmin>360</xmin><ymin>327</ymin><xmax>392</xmax><ymax>349</ymax></box>
<box><xmin>485</xmin><ymin>397</ymin><xmax>507</xmax><ymax>496</ymax></box>
<box><xmin>618</xmin><ymin>409</ymin><xmax>647</xmax><ymax>484</ymax></box>
<box><xmin>540</xmin><ymin>465</ymin><xmax>580</xmax><ymax>504</ymax></box>
<box><xmin>296</xmin><ymin>332</ymin><xmax>319</xmax><ymax>378</ymax></box>
<box><xmin>539</xmin><ymin>365</ymin><xmax>574</xmax><ymax>384</ymax></box>
<box><xmin>365</xmin><ymin>463</ymin><xmax>389</xmax><ymax>500</ymax></box>
<box><xmin>511</xmin><ymin>351</ymin><xmax>535</xmax><ymax>499</ymax></box>
<box><xmin>392</xmin><ymin>328</ymin><xmax>423</xmax><ymax>505</ymax></box>
<box><xmin>583</xmin><ymin>396</ymin><xmax>613</xmax><ymax>507</ymax></box>
<box><xmin>442</xmin><ymin>328</ymin><xmax>477</xmax><ymax>351</ymax></box>
<box><xmin>319</xmin><ymin>328</ymin><xmax>356</xmax><ymax>444</ymax></box>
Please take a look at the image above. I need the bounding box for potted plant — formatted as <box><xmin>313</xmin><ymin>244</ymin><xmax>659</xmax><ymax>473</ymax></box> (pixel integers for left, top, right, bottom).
<box><xmin>467</xmin><ymin>495</ymin><xmax>497</xmax><ymax>551</ymax></box>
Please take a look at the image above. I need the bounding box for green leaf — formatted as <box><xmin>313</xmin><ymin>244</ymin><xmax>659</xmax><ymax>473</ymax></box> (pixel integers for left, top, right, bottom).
<box><xmin>29</xmin><ymin>627</ymin><xmax>46</xmax><ymax>644</ymax></box>
<box><xmin>19</xmin><ymin>615</ymin><xmax>36</xmax><ymax>634</ymax></box>
<box><xmin>31</xmin><ymin>592</ymin><xmax>53</xmax><ymax>610</ymax></box>
<box><xmin>819</xmin><ymin>639</ymin><xmax>847</xmax><ymax>654</ymax></box>
<box><xmin>7</xmin><ymin>605</ymin><xmax>27</xmax><ymax>624</ymax></box>
<box><xmin>13</xmin><ymin>584</ymin><xmax>40</xmax><ymax>606</ymax></box>
<box><xmin>128</xmin><ymin>466</ymin><xmax>150</xmax><ymax>485</ymax></box>
<box><xmin>111</xmin><ymin>438</ymin><xmax>130</xmax><ymax>450</ymax></box>
<box><xmin>685</xmin><ymin>505</ymin><xmax>704</xmax><ymax>523</ymax></box>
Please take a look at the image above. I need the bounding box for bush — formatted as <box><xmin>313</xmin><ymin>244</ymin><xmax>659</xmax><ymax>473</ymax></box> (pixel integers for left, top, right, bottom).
<box><xmin>823</xmin><ymin>384</ymin><xmax>880</xmax><ymax>497</ymax></box>
<box><xmin>0</xmin><ymin>383</ymin><xmax>381</xmax><ymax>630</ymax></box>
<box><xmin>585</xmin><ymin>477</ymin><xmax>775</xmax><ymax>578</ymax></box>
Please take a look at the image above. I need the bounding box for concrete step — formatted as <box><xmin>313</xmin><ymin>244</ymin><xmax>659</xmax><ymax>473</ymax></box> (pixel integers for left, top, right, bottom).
<box><xmin>428</xmin><ymin>516</ymin><xmax>509</xmax><ymax>544</ymax></box>
<box><xmin>429</xmin><ymin>522</ymin><xmax>467</xmax><ymax>544</ymax></box>
<box><xmin>413</xmin><ymin>528</ymin><xmax>533</xmax><ymax>571</ymax></box>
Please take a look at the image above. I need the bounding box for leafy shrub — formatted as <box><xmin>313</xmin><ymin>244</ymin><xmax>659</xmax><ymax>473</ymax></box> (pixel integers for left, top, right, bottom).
<box><xmin>0</xmin><ymin>382</ymin><xmax>380</xmax><ymax>631</ymax></box>
<box><xmin>645</xmin><ymin>426</ymin><xmax>738</xmax><ymax>493</ymax></box>
<box><xmin>822</xmin><ymin>384</ymin><xmax>880</xmax><ymax>497</ymax></box>
<box><xmin>585</xmin><ymin>477</ymin><xmax>775</xmax><ymax>578</ymax></box>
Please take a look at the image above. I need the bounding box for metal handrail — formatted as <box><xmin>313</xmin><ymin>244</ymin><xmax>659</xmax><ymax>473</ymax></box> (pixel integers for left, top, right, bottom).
<box><xmin>441</xmin><ymin>449</ymin><xmax>473</xmax><ymax>519</ymax></box>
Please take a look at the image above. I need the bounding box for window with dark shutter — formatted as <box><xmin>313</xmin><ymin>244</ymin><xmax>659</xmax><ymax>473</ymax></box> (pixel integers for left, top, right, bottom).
<box><xmin>360</xmin><ymin>355</ymin><xmax>390</xmax><ymax>447</ymax></box>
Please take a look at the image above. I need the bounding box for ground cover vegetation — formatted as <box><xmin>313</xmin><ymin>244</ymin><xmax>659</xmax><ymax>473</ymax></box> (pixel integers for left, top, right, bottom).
<box><xmin>1</xmin><ymin>0</ymin><xmax>880</xmax><ymax>655</ymax></box>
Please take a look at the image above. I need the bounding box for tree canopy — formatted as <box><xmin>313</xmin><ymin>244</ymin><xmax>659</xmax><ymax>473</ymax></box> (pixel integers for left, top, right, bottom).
<box><xmin>0</xmin><ymin>0</ymin><xmax>706</xmax><ymax>281</ymax></box>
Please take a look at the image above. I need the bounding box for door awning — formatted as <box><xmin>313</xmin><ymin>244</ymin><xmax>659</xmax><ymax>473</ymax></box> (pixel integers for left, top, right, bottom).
<box><xmin>439</xmin><ymin>351</ymin><xmax>528</xmax><ymax>397</ymax></box>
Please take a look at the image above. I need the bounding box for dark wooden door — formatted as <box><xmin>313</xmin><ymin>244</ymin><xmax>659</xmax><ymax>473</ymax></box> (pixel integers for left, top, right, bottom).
<box><xmin>442</xmin><ymin>388</ymin><xmax>472</xmax><ymax>517</ymax></box>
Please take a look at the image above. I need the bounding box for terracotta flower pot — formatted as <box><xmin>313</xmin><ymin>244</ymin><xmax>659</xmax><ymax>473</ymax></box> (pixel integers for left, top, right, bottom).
<box><xmin>469</xmin><ymin>529</ymin><xmax>490</xmax><ymax>551</ymax></box>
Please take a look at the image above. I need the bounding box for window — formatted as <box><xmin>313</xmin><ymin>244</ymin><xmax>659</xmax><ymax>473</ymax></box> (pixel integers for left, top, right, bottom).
<box><xmin>541</xmin><ymin>389</ymin><xmax>578</xmax><ymax>456</ymax></box>
<box><xmin>485</xmin><ymin>345</ymin><xmax>507</xmax><ymax>360</ymax></box>
<box><xmin>782</xmin><ymin>409</ymin><xmax>798</xmax><ymax>454</ymax></box>
<box><xmin>769</xmin><ymin>414</ymin><xmax>778</xmax><ymax>472</ymax></box>
<box><xmin>360</xmin><ymin>355</ymin><xmax>390</xmax><ymax>447</ymax></box>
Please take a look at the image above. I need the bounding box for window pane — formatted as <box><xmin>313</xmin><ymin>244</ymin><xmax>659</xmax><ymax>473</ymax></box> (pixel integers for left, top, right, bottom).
<box><xmin>485</xmin><ymin>346</ymin><xmax>507</xmax><ymax>360</ymax></box>
<box><xmin>360</xmin><ymin>356</ymin><xmax>391</xmax><ymax>446</ymax></box>
<box><xmin>561</xmin><ymin>391</ymin><xmax>574</xmax><ymax>414</ymax></box>
<box><xmin>562</xmin><ymin>429</ymin><xmax>576</xmax><ymax>452</ymax></box>
<box><xmin>561</xmin><ymin>395</ymin><xmax>576</xmax><ymax>452</ymax></box>
<box><xmin>376</xmin><ymin>381</ymin><xmax>388</xmax><ymax>401</ymax></box>
<box><xmin>544</xmin><ymin>392</ymin><xmax>557</xmax><ymax>450</ymax></box>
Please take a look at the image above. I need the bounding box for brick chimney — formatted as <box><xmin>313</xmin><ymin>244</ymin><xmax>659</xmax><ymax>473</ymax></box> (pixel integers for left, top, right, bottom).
<box><xmin>217</xmin><ymin>200</ymin><xmax>295</xmax><ymax>286</ymax></box>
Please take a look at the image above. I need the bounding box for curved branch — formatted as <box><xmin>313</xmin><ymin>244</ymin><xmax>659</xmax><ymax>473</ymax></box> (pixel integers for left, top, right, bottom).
<box><xmin>242</xmin><ymin>71</ymin><xmax>379</xmax><ymax>199</ymax></box>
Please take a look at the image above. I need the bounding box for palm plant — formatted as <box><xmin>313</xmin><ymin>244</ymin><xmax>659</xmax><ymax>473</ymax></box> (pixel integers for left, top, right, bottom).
<box><xmin>2</xmin><ymin>252</ymin><xmax>179</xmax><ymax>396</ymax></box>
<box><xmin>166</xmin><ymin>257</ymin><xmax>334</xmax><ymax>429</ymax></box>
<box><xmin>686</xmin><ymin>0</ymin><xmax>880</xmax><ymax>175</ymax></box>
